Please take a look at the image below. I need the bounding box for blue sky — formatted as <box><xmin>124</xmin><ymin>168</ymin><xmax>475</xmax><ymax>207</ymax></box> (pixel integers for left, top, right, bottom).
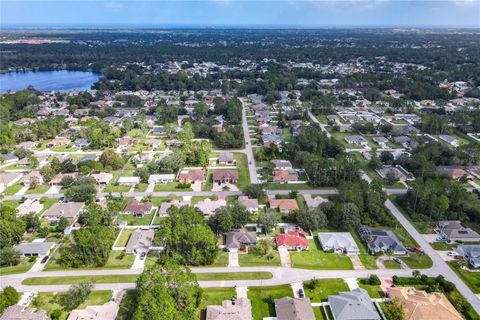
<box><xmin>1</xmin><ymin>0</ymin><xmax>479</xmax><ymax>27</ymax></box>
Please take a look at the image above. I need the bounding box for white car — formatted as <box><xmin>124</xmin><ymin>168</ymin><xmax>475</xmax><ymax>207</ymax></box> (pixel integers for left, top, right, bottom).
<box><xmin>447</xmin><ymin>251</ymin><xmax>458</xmax><ymax>256</ymax></box>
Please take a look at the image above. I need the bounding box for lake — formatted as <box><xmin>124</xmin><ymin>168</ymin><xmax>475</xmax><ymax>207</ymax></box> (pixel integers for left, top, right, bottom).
<box><xmin>0</xmin><ymin>70</ymin><xmax>101</xmax><ymax>93</ymax></box>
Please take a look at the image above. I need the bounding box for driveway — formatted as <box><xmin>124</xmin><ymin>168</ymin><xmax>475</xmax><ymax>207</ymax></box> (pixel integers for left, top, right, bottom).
<box><xmin>212</xmin><ymin>182</ymin><xmax>238</xmax><ymax>192</ymax></box>
<box><xmin>344</xmin><ymin>278</ymin><xmax>359</xmax><ymax>290</ymax></box>
<box><xmin>349</xmin><ymin>254</ymin><xmax>365</xmax><ymax>270</ymax></box>
<box><xmin>45</xmin><ymin>185</ymin><xmax>61</xmax><ymax>194</ymax></box>
<box><xmin>191</xmin><ymin>181</ymin><xmax>202</xmax><ymax>192</ymax></box>
<box><xmin>131</xmin><ymin>254</ymin><xmax>146</xmax><ymax>270</ymax></box>
<box><xmin>291</xmin><ymin>282</ymin><xmax>304</xmax><ymax>298</ymax></box>
<box><xmin>228</xmin><ymin>250</ymin><xmax>239</xmax><ymax>267</ymax></box>
<box><xmin>236</xmin><ymin>286</ymin><xmax>248</xmax><ymax>299</ymax></box>
<box><xmin>278</xmin><ymin>248</ymin><xmax>292</xmax><ymax>267</ymax></box>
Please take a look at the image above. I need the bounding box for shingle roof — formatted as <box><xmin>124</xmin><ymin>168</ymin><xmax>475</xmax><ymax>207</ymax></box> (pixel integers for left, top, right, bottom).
<box><xmin>274</xmin><ymin>297</ymin><xmax>315</xmax><ymax>320</ymax></box>
<box><xmin>225</xmin><ymin>230</ymin><xmax>257</xmax><ymax>249</ymax></box>
<box><xmin>328</xmin><ymin>288</ymin><xmax>380</xmax><ymax>320</ymax></box>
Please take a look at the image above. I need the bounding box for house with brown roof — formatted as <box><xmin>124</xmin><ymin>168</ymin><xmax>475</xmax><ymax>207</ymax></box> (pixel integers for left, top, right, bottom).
<box><xmin>386</xmin><ymin>287</ymin><xmax>463</xmax><ymax>320</ymax></box>
<box><xmin>0</xmin><ymin>305</ymin><xmax>47</xmax><ymax>320</ymax></box>
<box><xmin>212</xmin><ymin>169</ymin><xmax>239</xmax><ymax>184</ymax></box>
<box><xmin>124</xmin><ymin>199</ymin><xmax>153</xmax><ymax>217</ymax></box>
<box><xmin>272</xmin><ymin>170</ymin><xmax>298</xmax><ymax>183</ymax></box>
<box><xmin>218</xmin><ymin>151</ymin><xmax>235</xmax><ymax>165</ymax></box>
<box><xmin>438</xmin><ymin>166</ymin><xmax>472</xmax><ymax>180</ymax></box>
<box><xmin>225</xmin><ymin>229</ymin><xmax>257</xmax><ymax>251</ymax></box>
<box><xmin>178</xmin><ymin>168</ymin><xmax>206</xmax><ymax>183</ymax></box>
<box><xmin>206</xmin><ymin>298</ymin><xmax>252</xmax><ymax>320</ymax></box>
<box><xmin>274</xmin><ymin>297</ymin><xmax>315</xmax><ymax>320</ymax></box>
<box><xmin>50</xmin><ymin>173</ymin><xmax>78</xmax><ymax>185</ymax></box>
<box><xmin>42</xmin><ymin>202</ymin><xmax>84</xmax><ymax>220</ymax></box>
<box><xmin>269</xmin><ymin>198</ymin><xmax>298</xmax><ymax>213</ymax></box>
<box><xmin>238</xmin><ymin>196</ymin><xmax>259</xmax><ymax>213</ymax></box>
<box><xmin>23</xmin><ymin>171</ymin><xmax>44</xmax><ymax>186</ymax></box>
<box><xmin>47</xmin><ymin>137</ymin><xmax>71</xmax><ymax>147</ymax></box>
<box><xmin>158</xmin><ymin>200</ymin><xmax>190</xmax><ymax>216</ymax></box>
<box><xmin>67</xmin><ymin>301</ymin><xmax>119</xmax><ymax>320</ymax></box>
<box><xmin>91</xmin><ymin>172</ymin><xmax>113</xmax><ymax>185</ymax></box>
<box><xmin>195</xmin><ymin>198</ymin><xmax>226</xmax><ymax>217</ymax></box>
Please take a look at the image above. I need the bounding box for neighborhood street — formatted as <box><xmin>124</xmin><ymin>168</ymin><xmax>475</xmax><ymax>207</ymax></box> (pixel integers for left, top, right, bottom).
<box><xmin>241</xmin><ymin>98</ymin><xmax>259</xmax><ymax>184</ymax></box>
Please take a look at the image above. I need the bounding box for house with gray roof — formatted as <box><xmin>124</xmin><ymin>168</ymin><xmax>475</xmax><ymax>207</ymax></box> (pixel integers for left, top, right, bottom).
<box><xmin>328</xmin><ymin>288</ymin><xmax>381</xmax><ymax>320</ymax></box>
<box><xmin>14</xmin><ymin>241</ymin><xmax>55</xmax><ymax>257</ymax></box>
<box><xmin>318</xmin><ymin>232</ymin><xmax>360</xmax><ymax>254</ymax></box>
<box><xmin>456</xmin><ymin>245</ymin><xmax>480</xmax><ymax>269</ymax></box>
<box><xmin>344</xmin><ymin>135</ymin><xmax>368</xmax><ymax>146</ymax></box>
<box><xmin>437</xmin><ymin>221</ymin><xmax>480</xmax><ymax>242</ymax></box>
<box><xmin>358</xmin><ymin>225</ymin><xmax>406</xmax><ymax>255</ymax></box>
<box><xmin>225</xmin><ymin>229</ymin><xmax>257</xmax><ymax>251</ymax></box>
<box><xmin>206</xmin><ymin>298</ymin><xmax>252</xmax><ymax>320</ymax></box>
<box><xmin>0</xmin><ymin>305</ymin><xmax>47</xmax><ymax>320</ymax></box>
<box><xmin>125</xmin><ymin>229</ymin><xmax>154</xmax><ymax>254</ymax></box>
<box><xmin>42</xmin><ymin>202</ymin><xmax>84</xmax><ymax>220</ymax></box>
<box><xmin>274</xmin><ymin>297</ymin><xmax>315</xmax><ymax>320</ymax></box>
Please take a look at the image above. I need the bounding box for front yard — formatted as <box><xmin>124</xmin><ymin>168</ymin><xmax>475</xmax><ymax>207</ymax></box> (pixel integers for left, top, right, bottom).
<box><xmin>0</xmin><ymin>257</ymin><xmax>35</xmax><ymax>275</ymax></box>
<box><xmin>248</xmin><ymin>285</ymin><xmax>293</xmax><ymax>320</ymax></box>
<box><xmin>44</xmin><ymin>250</ymin><xmax>135</xmax><ymax>271</ymax></box>
<box><xmin>449</xmin><ymin>261</ymin><xmax>480</xmax><ymax>293</ymax></box>
<box><xmin>290</xmin><ymin>239</ymin><xmax>353</xmax><ymax>270</ymax></box>
<box><xmin>303</xmin><ymin>278</ymin><xmax>349</xmax><ymax>302</ymax></box>
<box><xmin>117</xmin><ymin>211</ymin><xmax>155</xmax><ymax>226</ymax></box>
<box><xmin>238</xmin><ymin>251</ymin><xmax>281</xmax><ymax>267</ymax></box>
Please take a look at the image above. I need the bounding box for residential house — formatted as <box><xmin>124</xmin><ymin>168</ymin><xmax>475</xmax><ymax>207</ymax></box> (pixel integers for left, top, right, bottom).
<box><xmin>437</xmin><ymin>221</ymin><xmax>480</xmax><ymax>242</ymax></box>
<box><xmin>274</xmin><ymin>297</ymin><xmax>315</xmax><ymax>320</ymax></box>
<box><xmin>2</xmin><ymin>153</ymin><xmax>19</xmax><ymax>163</ymax></box>
<box><xmin>145</xmin><ymin>139</ymin><xmax>162</xmax><ymax>149</ymax></box>
<box><xmin>438</xmin><ymin>166</ymin><xmax>472</xmax><ymax>180</ymax></box>
<box><xmin>178</xmin><ymin>168</ymin><xmax>206</xmax><ymax>183</ymax></box>
<box><xmin>318</xmin><ymin>232</ymin><xmax>360</xmax><ymax>254</ymax></box>
<box><xmin>0</xmin><ymin>305</ymin><xmax>47</xmax><ymax>320</ymax></box>
<box><xmin>456</xmin><ymin>245</ymin><xmax>480</xmax><ymax>269</ymax></box>
<box><xmin>47</xmin><ymin>138</ymin><xmax>71</xmax><ymax>147</ymax></box>
<box><xmin>18</xmin><ymin>141</ymin><xmax>37</xmax><ymax>150</ymax></box>
<box><xmin>91</xmin><ymin>172</ymin><xmax>113</xmax><ymax>185</ymax></box>
<box><xmin>67</xmin><ymin>301</ymin><xmax>119</xmax><ymax>320</ymax></box>
<box><xmin>117</xmin><ymin>176</ymin><xmax>140</xmax><ymax>186</ymax></box>
<box><xmin>152</xmin><ymin>126</ymin><xmax>165</xmax><ymax>135</ymax></box>
<box><xmin>376</xmin><ymin>165</ymin><xmax>409</xmax><ymax>182</ymax></box>
<box><xmin>303</xmin><ymin>195</ymin><xmax>328</xmax><ymax>209</ymax></box>
<box><xmin>125</xmin><ymin>229</ymin><xmax>155</xmax><ymax>254</ymax></box>
<box><xmin>372</xmin><ymin>136</ymin><xmax>389</xmax><ymax>148</ymax></box>
<box><xmin>78</xmin><ymin>154</ymin><xmax>98</xmax><ymax>164</ymax></box>
<box><xmin>225</xmin><ymin>229</ymin><xmax>257</xmax><ymax>251</ymax></box>
<box><xmin>206</xmin><ymin>298</ymin><xmax>252</xmax><ymax>320</ymax></box>
<box><xmin>23</xmin><ymin>171</ymin><xmax>44</xmax><ymax>186</ymax></box>
<box><xmin>271</xmin><ymin>160</ymin><xmax>293</xmax><ymax>170</ymax></box>
<box><xmin>344</xmin><ymin>135</ymin><xmax>368</xmax><ymax>147</ymax></box>
<box><xmin>358</xmin><ymin>225</ymin><xmax>406</xmax><ymax>255</ymax></box>
<box><xmin>275</xmin><ymin>230</ymin><xmax>308</xmax><ymax>251</ymax></box>
<box><xmin>73</xmin><ymin>138</ymin><xmax>90</xmax><ymax>148</ymax></box>
<box><xmin>269</xmin><ymin>199</ymin><xmax>299</xmax><ymax>213</ymax></box>
<box><xmin>218</xmin><ymin>152</ymin><xmax>235</xmax><ymax>165</ymax></box>
<box><xmin>14</xmin><ymin>241</ymin><xmax>55</xmax><ymax>257</ymax></box>
<box><xmin>43</xmin><ymin>202</ymin><xmax>84</xmax><ymax>220</ymax></box>
<box><xmin>50</xmin><ymin>173</ymin><xmax>77</xmax><ymax>186</ymax></box>
<box><xmin>386</xmin><ymin>287</ymin><xmax>463</xmax><ymax>320</ymax></box>
<box><xmin>148</xmin><ymin>174</ymin><xmax>175</xmax><ymax>184</ymax></box>
<box><xmin>16</xmin><ymin>199</ymin><xmax>44</xmax><ymax>217</ymax></box>
<box><xmin>272</xmin><ymin>170</ymin><xmax>298</xmax><ymax>183</ymax></box>
<box><xmin>212</xmin><ymin>169</ymin><xmax>239</xmax><ymax>184</ymax></box>
<box><xmin>238</xmin><ymin>196</ymin><xmax>259</xmax><ymax>213</ymax></box>
<box><xmin>439</xmin><ymin>135</ymin><xmax>460</xmax><ymax>147</ymax></box>
<box><xmin>0</xmin><ymin>173</ymin><xmax>22</xmax><ymax>191</ymax></box>
<box><xmin>195</xmin><ymin>198</ymin><xmax>226</xmax><ymax>217</ymax></box>
<box><xmin>158</xmin><ymin>200</ymin><xmax>190</xmax><ymax>216</ymax></box>
<box><xmin>124</xmin><ymin>199</ymin><xmax>153</xmax><ymax>217</ymax></box>
<box><xmin>328</xmin><ymin>288</ymin><xmax>381</xmax><ymax>320</ymax></box>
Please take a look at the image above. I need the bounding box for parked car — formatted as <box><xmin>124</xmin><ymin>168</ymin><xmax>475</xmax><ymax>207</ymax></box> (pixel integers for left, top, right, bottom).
<box><xmin>298</xmin><ymin>289</ymin><xmax>304</xmax><ymax>298</ymax></box>
<box><xmin>393</xmin><ymin>257</ymin><xmax>402</xmax><ymax>264</ymax></box>
<box><xmin>447</xmin><ymin>251</ymin><xmax>458</xmax><ymax>256</ymax></box>
<box><xmin>139</xmin><ymin>252</ymin><xmax>146</xmax><ymax>260</ymax></box>
<box><xmin>41</xmin><ymin>256</ymin><xmax>49</xmax><ymax>264</ymax></box>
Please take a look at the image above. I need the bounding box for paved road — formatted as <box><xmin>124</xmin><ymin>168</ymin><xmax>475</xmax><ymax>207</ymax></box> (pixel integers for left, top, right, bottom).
<box><xmin>0</xmin><ymin>265</ymin><xmax>432</xmax><ymax>293</ymax></box>
<box><xmin>307</xmin><ymin>110</ymin><xmax>331</xmax><ymax>138</ymax></box>
<box><xmin>240</xmin><ymin>98</ymin><xmax>259</xmax><ymax>184</ymax></box>
<box><xmin>385</xmin><ymin>199</ymin><xmax>480</xmax><ymax>314</ymax></box>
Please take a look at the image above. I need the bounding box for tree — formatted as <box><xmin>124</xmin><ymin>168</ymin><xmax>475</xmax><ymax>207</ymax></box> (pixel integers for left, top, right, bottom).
<box><xmin>28</xmin><ymin>155</ymin><xmax>39</xmax><ymax>168</ymax></box>
<box><xmin>0</xmin><ymin>286</ymin><xmax>19</xmax><ymax>313</ymax></box>
<box><xmin>257</xmin><ymin>211</ymin><xmax>279</xmax><ymax>234</ymax></box>
<box><xmin>0</xmin><ymin>219</ymin><xmax>25</xmax><ymax>249</ymax></box>
<box><xmin>160</xmin><ymin>206</ymin><xmax>217</xmax><ymax>266</ymax></box>
<box><xmin>230</xmin><ymin>204</ymin><xmax>251</xmax><ymax>229</ymax></box>
<box><xmin>99</xmin><ymin>149</ymin><xmax>125</xmax><ymax>170</ymax></box>
<box><xmin>379</xmin><ymin>151</ymin><xmax>394</xmax><ymax>165</ymax></box>
<box><xmin>242</xmin><ymin>184</ymin><xmax>267</xmax><ymax>203</ymax></box>
<box><xmin>385</xmin><ymin>168</ymin><xmax>399</xmax><ymax>185</ymax></box>
<box><xmin>382</xmin><ymin>299</ymin><xmax>405</xmax><ymax>320</ymax></box>
<box><xmin>0</xmin><ymin>247</ymin><xmax>21</xmax><ymax>267</ymax></box>
<box><xmin>64</xmin><ymin>177</ymin><xmax>97</xmax><ymax>202</ymax></box>
<box><xmin>340</xmin><ymin>203</ymin><xmax>361</xmax><ymax>229</ymax></box>
<box><xmin>133</xmin><ymin>260</ymin><xmax>201</xmax><ymax>320</ymax></box>
<box><xmin>193</xmin><ymin>102</ymin><xmax>209</xmax><ymax>120</ymax></box>
<box><xmin>29</xmin><ymin>176</ymin><xmax>40</xmax><ymax>189</ymax></box>
<box><xmin>22</xmin><ymin>212</ymin><xmax>40</xmax><ymax>232</ymax></box>
<box><xmin>59</xmin><ymin>283</ymin><xmax>93</xmax><ymax>311</ymax></box>
<box><xmin>208</xmin><ymin>208</ymin><xmax>233</xmax><ymax>236</ymax></box>
<box><xmin>40</xmin><ymin>165</ymin><xmax>56</xmax><ymax>182</ymax></box>
<box><xmin>292</xmin><ymin>207</ymin><xmax>327</xmax><ymax>232</ymax></box>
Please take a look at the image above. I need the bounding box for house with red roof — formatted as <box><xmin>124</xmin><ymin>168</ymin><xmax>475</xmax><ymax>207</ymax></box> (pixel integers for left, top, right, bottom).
<box><xmin>275</xmin><ymin>230</ymin><xmax>308</xmax><ymax>251</ymax></box>
<box><xmin>124</xmin><ymin>199</ymin><xmax>153</xmax><ymax>217</ymax></box>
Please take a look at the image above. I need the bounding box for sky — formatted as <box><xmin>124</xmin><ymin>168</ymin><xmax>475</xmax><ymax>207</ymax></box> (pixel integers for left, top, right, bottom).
<box><xmin>1</xmin><ymin>0</ymin><xmax>479</xmax><ymax>28</ymax></box>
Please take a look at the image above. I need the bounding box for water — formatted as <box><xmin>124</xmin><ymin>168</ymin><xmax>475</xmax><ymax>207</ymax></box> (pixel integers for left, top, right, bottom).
<box><xmin>0</xmin><ymin>70</ymin><xmax>101</xmax><ymax>93</ymax></box>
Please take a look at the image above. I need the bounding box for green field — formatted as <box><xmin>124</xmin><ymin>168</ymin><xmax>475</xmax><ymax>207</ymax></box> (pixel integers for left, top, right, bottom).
<box><xmin>290</xmin><ymin>239</ymin><xmax>353</xmax><ymax>270</ymax></box>
<box><xmin>3</xmin><ymin>183</ymin><xmax>23</xmax><ymax>195</ymax></box>
<box><xmin>238</xmin><ymin>251</ymin><xmax>281</xmax><ymax>267</ymax></box>
<box><xmin>358</xmin><ymin>279</ymin><xmax>385</xmax><ymax>298</ymax></box>
<box><xmin>104</xmin><ymin>184</ymin><xmax>131</xmax><ymax>193</ymax></box>
<box><xmin>303</xmin><ymin>278</ymin><xmax>349</xmax><ymax>302</ymax></box>
<box><xmin>26</xmin><ymin>184</ymin><xmax>50</xmax><ymax>194</ymax></box>
<box><xmin>115</xmin><ymin>229</ymin><xmax>134</xmax><ymax>247</ymax></box>
<box><xmin>154</xmin><ymin>182</ymin><xmax>193</xmax><ymax>192</ymax></box>
<box><xmin>118</xmin><ymin>211</ymin><xmax>155</xmax><ymax>226</ymax></box>
<box><xmin>234</xmin><ymin>152</ymin><xmax>250</xmax><ymax>188</ymax></box>
<box><xmin>383</xmin><ymin>260</ymin><xmax>401</xmax><ymax>269</ymax></box>
<box><xmin>32</xmin><ymin>290</ymin><xmax>112</xmax><ymax>320</ymax></box>
<box><xmin>248</xmin><ymin>285</ymin><xmax>293</xmax><ymax>320</ymax></box>
<box><xmin>0</xmin><ymin>258</ymin><xmax>35</xmax><ymax>275</ymax></box>
<box><xmin>449</xmin><ymin>261</ymin><xmax>480</xmax><ymax>293</ymax></box>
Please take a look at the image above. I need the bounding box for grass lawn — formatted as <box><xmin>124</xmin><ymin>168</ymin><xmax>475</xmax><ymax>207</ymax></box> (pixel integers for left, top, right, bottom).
<box><xmin>196</xmin><ymin>272</ymin><xmax>273</xmax><ymax>281</ymax></box>
<box><xmin>32</xmin><ymin>291</ymin><xmax>112</xmax><ymax>320</ymax></box>
<box><xmin>1</xmin><ymin>200</ymin><xmax>20</xmax><ymax>210</ymax></box>
<box><xmin>234</xmin><ymin>152</ymin><xmax>250</xmax><ymax>189</ymax></box>
<box><xmin>38</xmin><ymin>197</ymin><xmax>59</xmax><ymax>216</ymax></box>
<box><xmin>0</xmin><ymin>257</ymin><xmax>35</xmax><ymax>275</ymax></box>
<box><xmin>135</xmin><ymin>183</ymin><xmax>148</xmax><ymax>192</ymax></box>
<box><xmin>3</xmin><ymin>163</ymin><xmax>36</xmax><ymax>170</ymax></box>
<box><xmin>265</xmin><ymin>182</ymin><xmax>315</xmax><ymax>190</ymax></box>
<box><xmin>358</xmin><ymin>279</ymin><xmax>385</xmax><ymax>298</ymax></box>
<box><xmin>191</xmin><ymin>195</ymin><xmax>217</xmax><ymax>205</ymax></box>
<box><xmin>118</xmin><ymin>211</ymin><xmax>154</xmax><ymax>226</ymax></box>
<box><xmin>50</xmin><ymin>145</ymin><xmax>78</xmax><ymax>152</ymax></box>
<box><xmin>383</xmin><ymin>260</ymin><xmax>401</xmax><ymax>269</ymax></box>
<box><xmin>104</xmin><ymin>183</ymin><xmax>131</xmax><ymax>193</ymax></box>
<box><xmin>25</xmin><ymin>184</ymin><xmax>50</xmax><ymax>194</ymax></box>
<box><xmin>198</xmin><ymin>287</ymin><xmax>236</xmax><ymax>319</ymax></box>
<box><xmin>350</xmin><ymin>230</ymin><xmax>377</xmax><ymax>270</ymax></box>
<box><xmin>303</xmin><ymin>279</ymin><xmax>349</xmax><ymax>302</ymax></box>
<box><xmin>45</xmin><ymin>250</ymin><xmax>135</xmax><ymax>271</ymax></box>
<box><xmin>400</xmin><ymin>253</ymin><xmax>433</xmax><ymax>269</ymax></box>
<box><xmin>430</xmin><ymin>242</ymin><xmax>457</xmax><ymax>250</ymax></box>
<box><xmin>202</xmin><ymin>171</ymin><xmax>213</xmax><ymax>191</ymax></box>
<box><xmin>248</xmin><ymin>285</ymin><xmax>293</xmax><ymax>320</ymax></box>
<box><xmin>23</xmin><ymin>274</ymin><xmax>138</xmax><ymax>285</ymax></box>
<box><xmin>3</xmin><ymin>183</ymin><xmax>23</xmax><ymax>195</ymax></box>
<box><xmin>238</xmin><ymin>251</ymin><xmax>281</xmax><ymax>267</ymax></box>
<box><xmin>154</xmin><ymin>181</ymin><xmax>193</xmax><ymax>192</ymax></box>
<box><xmin>449</xmin><ymin>261</ymin><xmax>480</xmax><ymax>293</ymax></box>
<box><xmin>115</xmin><ymin>229</ymin><xmax>134</xmax><ymax>247</ymax></box>
<box><xmin>290</xmin><ymin>239</ymin><xmax>353</xmax><ymax>270</ymax></box>
<box><xmin>150</xmin><ymin>196</ymin><xmax>182</xmax><ymax>207</ymax></box>
<box><xmin>196</xmin><ymin>251</ymin><xmax>229</xmax><ymax>268</ymax></box>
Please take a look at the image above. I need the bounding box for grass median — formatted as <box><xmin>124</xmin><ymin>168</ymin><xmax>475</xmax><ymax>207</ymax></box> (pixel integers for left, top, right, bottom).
<box><xmin>22</xmin><ymin>271</ymin><xmax>273</xmax><ymax>285</ymax></box>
